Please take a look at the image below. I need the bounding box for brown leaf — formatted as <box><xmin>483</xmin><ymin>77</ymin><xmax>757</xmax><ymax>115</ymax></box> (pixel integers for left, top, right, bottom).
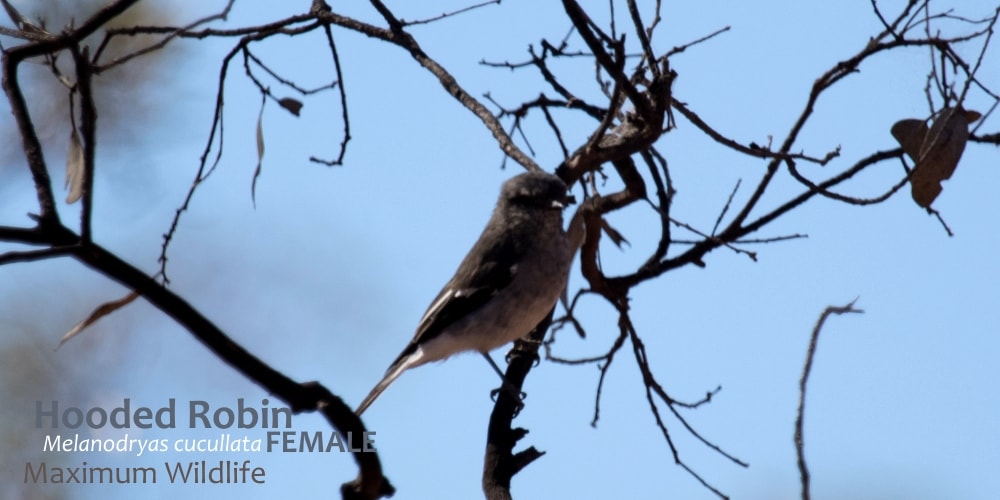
<box><xmin>57</xmin><ymin>291</ymin><xmax>140</xmax><ymax>349</ymax></box>
<box><xmin>891</xmin><ymin>107</ymin><xmax>976</xmax><ymax>208</ymax></box>
<box><xmin>278</xmin><ymin>97</ymin><xmax>303</xmax><ymax>116</ymax></box>
<box><xmin>890</xmin><ymin>119</ymin><xmax>926</xmax><ymax>161</ymax></box>
<box><xmin>65</xmin><ymin>129</ymin><xmax>84</xmax><ymax>204</ymax></box>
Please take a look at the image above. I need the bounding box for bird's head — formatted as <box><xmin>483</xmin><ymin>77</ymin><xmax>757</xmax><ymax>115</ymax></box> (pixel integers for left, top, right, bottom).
<box><xmin>502</xmin><ymin>171</ymin><xmax>576</xmax><ymax>211</ymax></box>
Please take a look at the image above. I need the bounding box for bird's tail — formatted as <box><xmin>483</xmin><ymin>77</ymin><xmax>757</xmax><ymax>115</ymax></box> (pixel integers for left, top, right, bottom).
<box><xmin>356</xmin><ymin>357</ymin><xmax>412</xmax><ymax>415</ymax></box>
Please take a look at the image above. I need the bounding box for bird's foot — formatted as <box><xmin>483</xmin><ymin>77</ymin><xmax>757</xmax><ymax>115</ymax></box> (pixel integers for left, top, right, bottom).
<box><xmin>490</xmin><ymin>382</ymin><xmax>526</xmax><ymax>417</ymax></box>
<box><xmin>504</xmin><ymin>343</ymin><xmax>541</xmax><ymax>367</ymax></box>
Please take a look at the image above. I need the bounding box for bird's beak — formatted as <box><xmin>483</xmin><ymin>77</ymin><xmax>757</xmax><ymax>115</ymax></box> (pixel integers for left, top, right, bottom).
<box><xmin>552</xmin><ymin>194</ymin><xmax>576</xmax><ymax>209</ymax></box>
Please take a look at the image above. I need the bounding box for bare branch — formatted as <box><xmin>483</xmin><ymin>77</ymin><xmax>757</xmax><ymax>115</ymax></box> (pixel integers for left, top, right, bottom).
<box><xmin>158</xmin><ymin>40</ymin><xmax>240</xmax><ymax>283</ymax></box>
<box><xmin>0</xmin><ymin>245</ymin><xmax>75</xmax><ymax>265</ymax></box>
<box><xmin>625</xmin><ymin>0</ymin><xmax>658</xmax><ymax>78</ymax></box>
<box><xmin>399</xmin><ymin>0</ymin><xmax>501</xmax><ymax>27</ymax></box>
<box><xmin>671</xmin><ymin>99</ymin><xmax>841</xmax><ymax>165</ymax></box>
<box><xmin>309</xmin><ymin>23</ymin><xmax>351</xmax><ymax>166</ymax></box>
<box><xmin>91</xmin><ymin>0</ymin><xmax>236</xmax><ymax>71</ymax></box>
<box><xmin>796</xmin><ymin>300</ymin><xmax>864</xmax><ymax>500</ymax></box>
<box><xmin>712</xmin><ymin>179</ymin><xmax>741</xmax><ymax>237</ymax></box>
<box><xmin>360</xmin><ymin>1</ymin><xmax>540</xmax><ymax>171</ymax></box>
<box><xmin>69</xmin><ymin>46</ymin><xmax>96</xmax><ymax>242</ymax></box>
<box><xmin>562</xmin><ymin>0</ymin><xmax>651</xmax><ymax>118</ymax></box>
<box><xmin>665</xmin><ymin>25</ymin><xmax>731</xmax><ymax>57</ymax></box>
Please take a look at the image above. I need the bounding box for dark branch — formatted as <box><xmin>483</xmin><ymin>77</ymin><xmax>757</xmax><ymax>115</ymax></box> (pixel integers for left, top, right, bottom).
<box><xmin>795</xmin><ymin>300</ymin><xmax>864</xmax><ymax>500</ymax></box>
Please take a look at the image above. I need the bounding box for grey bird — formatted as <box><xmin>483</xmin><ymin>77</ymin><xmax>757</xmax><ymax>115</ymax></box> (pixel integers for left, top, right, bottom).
<box><xmin>356</xmin><ymin>171</ymin><xmax>574</xmax><ymax>415</ymax></box>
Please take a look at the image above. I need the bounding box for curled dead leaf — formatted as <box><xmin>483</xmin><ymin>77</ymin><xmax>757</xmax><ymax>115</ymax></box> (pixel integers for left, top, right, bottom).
<box><xmin>252</xmin><ymin>102</ymin><xmax>265</xmax><ymax>206</ymax></box>
<box><xmin>891</xmin><ymin>107</ymin><xmax>978</xmax><ymax>208</ymax></box>
<box><xmin>256</xmin><ymin>108</ymin><xmax>265</xmax><ymax>159</ymax></box>
<box><xmin>57</xmin><ymin>291</ymin><xmax>140</xmax><ymax>349</ymax></box>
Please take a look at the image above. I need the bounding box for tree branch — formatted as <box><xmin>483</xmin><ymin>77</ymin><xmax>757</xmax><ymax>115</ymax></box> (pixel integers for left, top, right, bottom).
<box><xmin>795</xmin><ymin>300</ymin><xmax>864</xmax><ymax>500</ymax></box>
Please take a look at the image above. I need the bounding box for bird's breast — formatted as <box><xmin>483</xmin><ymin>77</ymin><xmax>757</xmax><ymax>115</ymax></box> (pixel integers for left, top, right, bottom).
<box><xmin>434</xmin><ymin>230</ymin><xmax>571</xmax><ymax>355</ymax></box>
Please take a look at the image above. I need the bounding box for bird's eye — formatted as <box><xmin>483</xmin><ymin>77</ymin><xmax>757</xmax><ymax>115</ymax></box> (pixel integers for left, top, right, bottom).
<box><xmin>509</xmin><ymin>191</ymin><xmax>546</xmax><ymax>208</ymax></box>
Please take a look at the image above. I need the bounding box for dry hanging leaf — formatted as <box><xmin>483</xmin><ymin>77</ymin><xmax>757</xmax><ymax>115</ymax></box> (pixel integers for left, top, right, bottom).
<box><xmin>257</xmin><ymin>107</ymin><xmax>265</xmax><ymax>159</ymax></box>
<box><xmin>560</xmin><ymin>207</ymin><xmax>587</xmax><ymax>310</ymax></box>
<box><xmin>891</xmin><ymin>107</ymin><xmax>979</xmax><ymax>208</ymax></box>
<box><xmin>57</xmin><ymin>291</ymin><xmax>140</xmax><ymax>349</ymax></box>
<box><xmin>890</xmin><ymin>119</ymin><xmax>926</xmax><ymax>160</ymax></box>
<box><xmin>65</xmin><ymin>129</ymin><xmax>85</xmax><ymax>204</ymax></box>
<box><xmin>278</xmin><ymin>97</ymin><xmax>303</xmax><ymax>116</ymax></box>
<box><xmin>251</xmin><ymin>102</ymin><xmax>265</xmax><ymax>206</ymax></box>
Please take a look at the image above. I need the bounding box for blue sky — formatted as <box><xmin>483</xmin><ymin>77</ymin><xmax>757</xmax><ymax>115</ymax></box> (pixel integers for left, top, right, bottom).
<box><xmin>2</xmin><ymin>1</ymin><xmax>999</xmax><ymax>499</ymax></box>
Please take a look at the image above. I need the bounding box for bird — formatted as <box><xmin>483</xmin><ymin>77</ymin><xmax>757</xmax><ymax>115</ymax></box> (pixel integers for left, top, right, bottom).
<box><xmin>356</xmin><ymin>171</ymin><xmax>574</xmax><ymax>415</ymax></box>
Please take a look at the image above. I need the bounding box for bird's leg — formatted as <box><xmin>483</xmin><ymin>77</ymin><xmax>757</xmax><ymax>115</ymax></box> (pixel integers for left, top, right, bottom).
<box><xmin>483</xmin><ymin>352</ymin><xmax>507</xmax><ymax>379</ymax></box>
<box><xmin>482</xmin><ymin>353</ymin><xmax>526</xmax><ymax>415</ymax></box>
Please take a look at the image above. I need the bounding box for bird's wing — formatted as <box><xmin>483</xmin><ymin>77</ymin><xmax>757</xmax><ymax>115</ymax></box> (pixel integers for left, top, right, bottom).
<box><xmin>388</xmin><ymin>227</ymin><xmax>524</xmax><ymax>367</ymax></box>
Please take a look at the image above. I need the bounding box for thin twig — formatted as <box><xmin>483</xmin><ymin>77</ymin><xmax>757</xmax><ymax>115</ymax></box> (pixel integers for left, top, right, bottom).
<box><xmin>796</xmin><ymin>299</ymin><xmax>864</xmax><ymax>500</ymax></box>
<box><xmin>92</xmin><ymin>0</ymin><xmax>236</xmax><ymax>71</ymax></box>
<box><xmin>712</xmin><ymin>179</ymin><xmax>741</xmax><ymax>237</ymax></box>
<box><xmin>400</xmin><ymin>0</ymin><xmax>500</xmax><ymax>27</ymax></box>
<box><xmin>0</xmin><ymin>246</ymin><xmax>76</xmax><ymax>265</ymax></box>
<box><xmin>665</xmin><ymin>25</ymin><xmax>731</xmax><ymax>57</ymax></box>
<box><xmin>309</xmin><ymin>22</ymin><xmax>351</xmax><ymax>166</ymax></box>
